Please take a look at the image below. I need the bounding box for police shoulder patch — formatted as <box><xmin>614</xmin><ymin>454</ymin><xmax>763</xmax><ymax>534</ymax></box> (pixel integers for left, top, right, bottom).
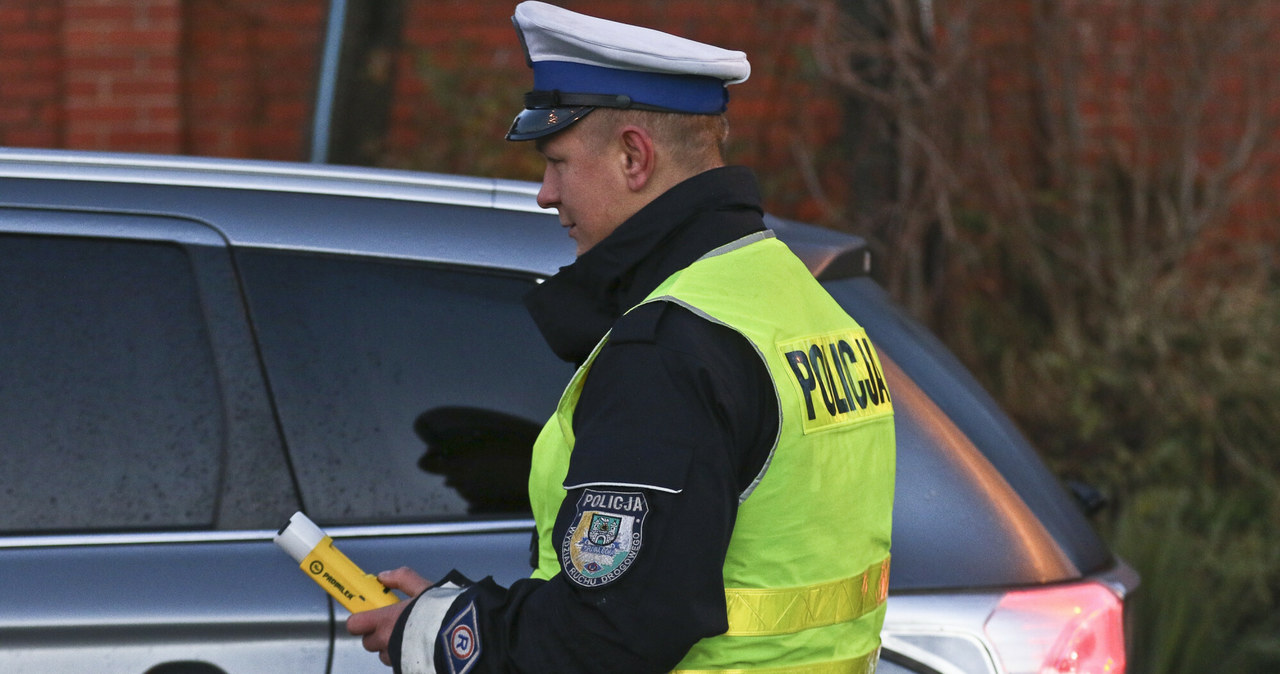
<box><xmin>440</xmin><ymin>601</ymin><xmax>481</xmax><ymax>674</ymax></box>
<box><xmin>561</xmin><ymin>489</ymin><xmax>649</xmax><ymax>588</ymax></box>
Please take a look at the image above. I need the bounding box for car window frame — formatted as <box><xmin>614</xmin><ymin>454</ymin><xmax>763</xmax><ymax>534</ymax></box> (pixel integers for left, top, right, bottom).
<box><xmin>0</xmin><ymin>205</ymin><xmax>299</xmax><ymax>536</ymax></box>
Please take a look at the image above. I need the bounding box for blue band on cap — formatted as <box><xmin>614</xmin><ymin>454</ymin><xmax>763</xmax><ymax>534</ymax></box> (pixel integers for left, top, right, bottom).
<box><xmin>532</xmin><ymin>61</ymin><xmax>728</xmax><ymax>114</ymax></box>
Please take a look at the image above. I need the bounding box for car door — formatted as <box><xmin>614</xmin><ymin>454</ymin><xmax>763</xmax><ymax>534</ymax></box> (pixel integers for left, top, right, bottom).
<box><xmin>0</xmin><ymin>208</ymin><xmax>324</xmax><ymax>673</ymax></box>
<box><xmin>233</xmin><ymin>243</ymin><xmax>574</xmax><ymax>671</ymax></box>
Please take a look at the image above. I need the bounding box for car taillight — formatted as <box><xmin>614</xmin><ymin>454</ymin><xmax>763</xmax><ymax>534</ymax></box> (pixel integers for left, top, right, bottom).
<box><xmin>983</xmin><ymin>581</ymin><xmax>1126</xmax><ymax>674</ymax></box>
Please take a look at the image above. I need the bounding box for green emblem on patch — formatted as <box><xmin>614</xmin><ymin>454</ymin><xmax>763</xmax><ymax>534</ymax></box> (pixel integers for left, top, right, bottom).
<box><xmin>562</xmin><ymin>489</ymin><xmax>648</xmax><ymax>588</ymax></box>
<box><xmin>588</xmin><ymin>514</ymin><xmax>621</xmax><ymax>546</ymax></box>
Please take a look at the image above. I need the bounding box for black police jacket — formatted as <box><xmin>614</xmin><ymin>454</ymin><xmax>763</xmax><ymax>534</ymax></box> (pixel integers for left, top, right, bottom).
<box><xmin>391</xmin><ymin>166</ymin><xmax>780</xmax><ymax>674</ymax></box>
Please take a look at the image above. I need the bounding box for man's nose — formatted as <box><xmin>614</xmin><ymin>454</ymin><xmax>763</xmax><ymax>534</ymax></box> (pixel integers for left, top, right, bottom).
<box><xmin>536</xmin><ymin>166</ymin><xmax>559</xmax><ymax>209</ymax></box>
<box><xmin>536</xmin><ymin>180</ymin><xmax>557</xmax><ymax>210</ymax></box>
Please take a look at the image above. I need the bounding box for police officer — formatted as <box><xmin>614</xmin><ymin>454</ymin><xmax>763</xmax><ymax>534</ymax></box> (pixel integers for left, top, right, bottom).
<box><xmin>347</xmin><ymin>2</ymin><xmax>895</xmax><ymax>672</ymax></box>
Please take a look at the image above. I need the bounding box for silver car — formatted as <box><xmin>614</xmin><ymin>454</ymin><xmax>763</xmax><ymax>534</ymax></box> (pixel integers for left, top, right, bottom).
<box><xmin>0</xmin><ymin>149</ymin><xmax>1137</xmax><ymax>673</ymax></box>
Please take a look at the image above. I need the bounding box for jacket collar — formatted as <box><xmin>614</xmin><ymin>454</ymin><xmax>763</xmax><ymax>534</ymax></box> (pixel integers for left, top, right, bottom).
<box><xmin>525</xmin><ymin>166</ymin><xmax>764</xmax><ymax>364</ymax></box>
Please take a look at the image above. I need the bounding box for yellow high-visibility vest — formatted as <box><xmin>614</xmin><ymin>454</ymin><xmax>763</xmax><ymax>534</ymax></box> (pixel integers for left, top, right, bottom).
<box><xmin>528</xmin><ymin>232</ymin><xmax>895</xmax><ymax>672</ymax></box>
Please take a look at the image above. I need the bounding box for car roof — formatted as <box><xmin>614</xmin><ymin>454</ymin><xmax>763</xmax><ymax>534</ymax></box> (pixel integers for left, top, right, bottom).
<box><xmin>0</xmin><ymin>148</ymin><xmax>546</xmax><ymax>211</ymax></box>
<box><xmin>0</xmin><ymin>148</ymin><xmax>872</xmax><ymax>280</ymax></box>
<box><xmin>0</xmin><ymin>148</ymin><xmax>573</xmax><ymax>277</ymax></box>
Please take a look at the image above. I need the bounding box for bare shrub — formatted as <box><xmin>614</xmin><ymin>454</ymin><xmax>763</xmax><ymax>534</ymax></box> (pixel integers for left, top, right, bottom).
<box><xmin>802</xmin><ymin>0</ymin><xmax>1280</xmax><ymax>668</ymax></box>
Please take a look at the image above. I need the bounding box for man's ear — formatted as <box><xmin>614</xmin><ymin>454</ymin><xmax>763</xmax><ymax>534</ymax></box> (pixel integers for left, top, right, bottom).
<box><xmin>618</xmin><ymin>125</ymin><xmax>656</xmax><ymax>192</ymax></box>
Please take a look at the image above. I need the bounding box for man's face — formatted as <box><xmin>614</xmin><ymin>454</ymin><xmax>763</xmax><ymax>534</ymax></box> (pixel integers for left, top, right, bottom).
<box><xmin>534</xmin><ymin>120</ymin><xmax>632</xmax><ymax>256</ymax></box>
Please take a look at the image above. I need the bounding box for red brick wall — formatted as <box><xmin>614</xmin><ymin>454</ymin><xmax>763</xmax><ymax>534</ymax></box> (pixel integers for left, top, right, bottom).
<box><xmin>180</xmin><ymin>0</ymin><xmax>324</xmax><ymax>159</ymax></box>
<box><xmin>0</xmin><ymin>0</ymin><xmax>836</xmax><ymax>170</ymax></box>
<box><xmin>0</xmin><ymin>1</ymin><xmax>66</xmax><ymax>148</ymax></box>
<box><xmin>0</xmin><ymin>1</ymin><xmax>838</xmax><ymax>205</ymax></box>
<box><xmin>0</xmin><ymin>0</ymin><xmax>1275</xmax><ymax>237</ymax></box>
<box><xmin>0</xmin><ymin>0</ymin><xmax>324</xmax><ymax>158</ymax></box>
<box><xmin>62</xmin><ymin>0</ymin><xmax>183</xmax><ymax>152</ymax></box>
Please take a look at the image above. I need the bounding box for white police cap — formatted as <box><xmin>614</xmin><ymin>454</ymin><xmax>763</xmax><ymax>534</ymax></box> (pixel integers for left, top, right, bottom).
<box><xmin>506</xmin><ymin>1</ymin><xmax>751</xmax><ymax>141</ymax></box>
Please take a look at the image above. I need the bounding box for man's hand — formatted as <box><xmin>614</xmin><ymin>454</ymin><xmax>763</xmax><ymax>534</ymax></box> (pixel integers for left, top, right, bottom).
<box><xmin>347</xmin><ymin>567</ymin><xmax>433</xmax><ymax>667</ymax></box>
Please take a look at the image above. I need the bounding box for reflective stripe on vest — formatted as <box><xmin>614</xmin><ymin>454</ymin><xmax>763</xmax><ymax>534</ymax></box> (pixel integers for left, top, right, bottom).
<box><xmin>724</xmin><ymin>556</ymin><xmax>890</xmax><ymax>636</ymax></box>
<box><xmin>672</xmin><ymin>648</ymin><xmax>880</xmax><ymax>674</ymax></box>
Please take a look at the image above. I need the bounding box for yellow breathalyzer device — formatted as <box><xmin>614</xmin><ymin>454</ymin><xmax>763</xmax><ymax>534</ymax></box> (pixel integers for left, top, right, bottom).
<box><xmin>274</xmin><ymin>511</ymin><xmax>398</xmax><ymax>612</ymax></box>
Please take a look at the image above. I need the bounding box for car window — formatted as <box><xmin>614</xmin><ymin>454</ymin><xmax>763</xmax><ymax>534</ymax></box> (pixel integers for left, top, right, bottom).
<box><xmin>236</xmin><ymin>249</ymin><xmax>572</xmax><ymax>526</ymax></box>
<box><xmin>0</xmin><ymin>234</ymin><xmax>224</xmax><ymax>533</ymax></box>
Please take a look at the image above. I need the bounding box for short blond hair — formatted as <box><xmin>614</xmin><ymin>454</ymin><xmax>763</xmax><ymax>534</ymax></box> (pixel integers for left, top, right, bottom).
<box><xmin>584</xmin><ymin>109</ymin><xmax>728</xmax><ymax>171</ymax></box>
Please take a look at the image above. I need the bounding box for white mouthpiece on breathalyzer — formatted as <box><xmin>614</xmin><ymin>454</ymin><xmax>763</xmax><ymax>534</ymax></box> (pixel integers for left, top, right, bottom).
<box><xmin>273</xmin><ymin>510</ymin><xmax>397</xmax><ymax>611</ymax></box>
<box><xmin>274</xmin><ymin>511</ymin><xmax>326</xmax><ymax>563</ymax></box>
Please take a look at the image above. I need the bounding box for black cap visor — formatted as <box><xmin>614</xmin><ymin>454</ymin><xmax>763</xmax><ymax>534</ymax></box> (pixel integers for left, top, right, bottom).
<box><xmin>505</xmin><ymin>106</ymin><xmax>594</xmax><ymax>141</ymax></box>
